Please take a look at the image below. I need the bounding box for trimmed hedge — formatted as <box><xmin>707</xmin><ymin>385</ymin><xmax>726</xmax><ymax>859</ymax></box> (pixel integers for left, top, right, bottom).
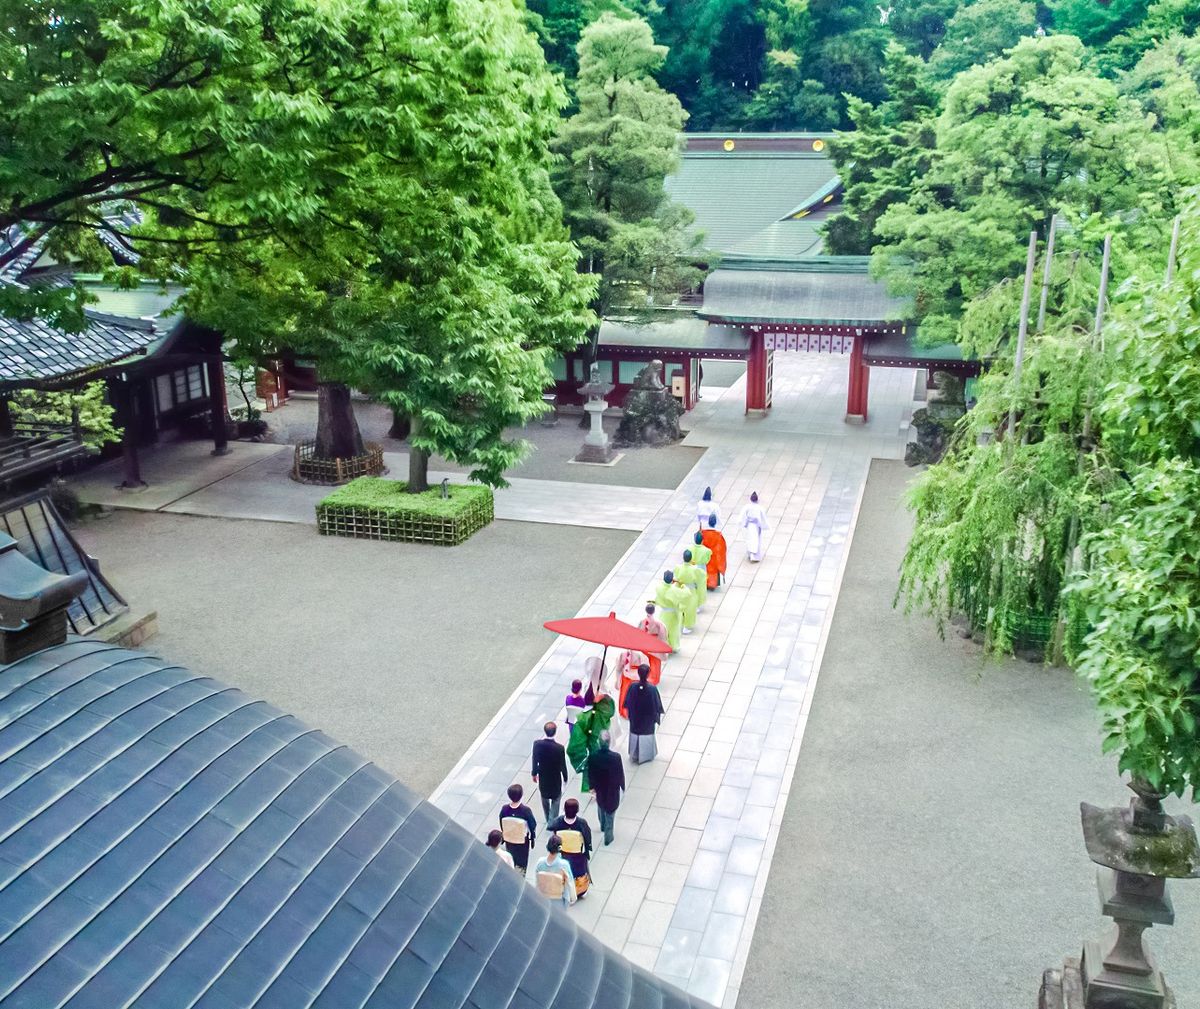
<box><xmin>316</xmin><ymin>477</ymin><xmax>494</xmax><ymax>545</ymax></box>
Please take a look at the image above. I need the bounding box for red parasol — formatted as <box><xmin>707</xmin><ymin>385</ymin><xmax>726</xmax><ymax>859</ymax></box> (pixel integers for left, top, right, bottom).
<box><xmin>543</xmin><ymin>612</ymin><xmax>673</xmax><ymax>655</ymax></box>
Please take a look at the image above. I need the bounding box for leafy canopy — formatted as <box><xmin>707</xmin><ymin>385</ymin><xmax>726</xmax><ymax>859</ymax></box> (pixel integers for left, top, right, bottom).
<box><xmin>871</xmin><ymin>35</ymin><xmax>1180</xmax><ymax>344</ymax></box>
<box><xmin>187</xmin><ymin>0</ymin><xmax>595</xmax><ymax>488</ymax></box>
<box><xmin>553</xmin><ymin>14</ymin><xmax>703</xmax><ymax>321</ymax></box>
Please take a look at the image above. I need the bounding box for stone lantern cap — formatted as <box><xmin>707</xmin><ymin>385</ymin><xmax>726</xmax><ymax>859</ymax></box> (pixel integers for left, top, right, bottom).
<box><xmin>1080</xmin><ymin>781</ymin><xmax>1200</xmax><ymax>879</ymax></box>
<box><xmin>578</xmin><ymin>361</ymin><xmax>614</xmax><ymax>399</ymax></box>
<box><xmin>0</xmin><ymin>532</ymin><xmax>87</xmax><ymax>631</ymax></box>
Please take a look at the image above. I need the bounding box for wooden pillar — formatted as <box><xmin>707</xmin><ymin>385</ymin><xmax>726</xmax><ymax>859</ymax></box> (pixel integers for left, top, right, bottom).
<box><xmin>115</xmin><ymin>380</ymin><xmax>145</xmax><ymax>488</ymax></box>
<box><xmin>846</xmin><ymin>336</ymin><xmax>867</xmax><ymax>423</ymax></box>
<box><xmin>0</xmin><ymin>395</ymin><xmax>12</xmax><ymax>437</ymax></box>
<box><xmin>207</xmin><ymin>357</ymin><xmax>229</xmax><ymax>456</ymax></box>
<box><xmin>745</xmin><ymin>332</ymin><xmax>769</xmax><ymax>413</ymax></box>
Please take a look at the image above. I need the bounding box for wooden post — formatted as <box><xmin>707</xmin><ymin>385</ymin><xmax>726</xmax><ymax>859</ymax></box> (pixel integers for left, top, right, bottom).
<box><xmin>115</xmin><ymin>380</ymin><xmax>145</xmax><ymax>489</ymax></box>
<box><xmin>745</xmin><ymin>332</ymin><xmax>769</xmax><ymax>413</ymax></box>
<box><xmin>0</xmin><ymin>396</ymin><xmax>12</xmax><ymax>438</ymax></box>
<box><xmin>1166</xmin><ymin>216</ymin><xmax>1181</xmax><ymax>283</ymax></box>
<box><xmin>1008</xmin><ymin>230</ymin><xmax>1039</xmax><ymax>440</ymax></box>
<box><xmin>206</xmin><ymin>357</ymin><xmax>229</xmax><ymax>456</ymax></box>
<box><xmin>1036</xmin><ymin>215</ymin><xmax>1057</xmax><ymax>333</ymax></box>
<box><xmin>846</xmin><ymin>335</ymin><xmax>867</xmax><ymax>422</ymax></box>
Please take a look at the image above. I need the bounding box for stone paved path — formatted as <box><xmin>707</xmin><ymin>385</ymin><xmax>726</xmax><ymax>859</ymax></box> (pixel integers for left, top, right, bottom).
<box><xmin>430</xmin><ymin>355</ymin><xmax>918</xmax><ymax>1007</ymax></box>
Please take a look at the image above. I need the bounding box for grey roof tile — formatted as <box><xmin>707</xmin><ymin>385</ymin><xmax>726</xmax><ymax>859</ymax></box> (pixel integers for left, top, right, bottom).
<box><xmin>0</xmin><ymin>644</ymin><xmax>714</xmax><ymax>1009</ymax></box>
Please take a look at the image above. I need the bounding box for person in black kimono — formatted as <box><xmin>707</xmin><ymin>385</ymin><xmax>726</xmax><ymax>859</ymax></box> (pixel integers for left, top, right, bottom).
<box><xmin>624</xmin><ymin>663</ymin><xmax>665</xmax><ymax>764</ymax></box>
<box><xmin>586</xmin><ymin>734</ymin><xmax>625</xmax><ymax>846</ymax></box>
<box><xmin>547</xmin><ymin>797</ymin><xmax>594</xmax><ymax>899</ymax></box>
<box><xmin>498</xmin><ymin>783</ymin><xmax>537</xmax><ymax>872</ymax></box>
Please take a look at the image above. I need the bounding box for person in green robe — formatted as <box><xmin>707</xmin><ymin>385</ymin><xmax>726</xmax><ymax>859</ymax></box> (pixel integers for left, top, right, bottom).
<box><xmin>567</xmin><ymin>693</ymin><xmax>616</xmax><ymax>791</ymax></box>
<box><xmin>673</xmin><ymin>550</ymin><xmax>702</xmax><ymax>633</ymax></box>
<box><xmin>653</xmin><ymin>570</ymin><xmax>689</xmax><ymax>649</ymax></box>
<box><xmin>690</xmin><ymin>532</ymin><xmax>712</xmax><ymax>611</ymax></box>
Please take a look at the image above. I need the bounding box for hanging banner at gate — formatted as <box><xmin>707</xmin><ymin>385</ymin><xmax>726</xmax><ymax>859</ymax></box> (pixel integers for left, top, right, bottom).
<box><xmin>763</xmin><ymin>332</ymin><xmax>854</xmax><ymax>353</ymax></box>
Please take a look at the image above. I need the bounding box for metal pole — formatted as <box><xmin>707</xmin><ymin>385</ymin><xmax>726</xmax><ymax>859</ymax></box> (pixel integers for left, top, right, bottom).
<box><xmin>1036</xmin><ymin>215</ymin><xmax>1057</xmax><ymax>333</ymax></box>
<box><xmin>1008</xmin><ymin>230</ymin><xmax>1038</xmax><ymax>439</ymax></box>
<box><xmin>1166</xmin><ymin>216</ymin><xmax>1181</xmax><ymax>283</ymax></box>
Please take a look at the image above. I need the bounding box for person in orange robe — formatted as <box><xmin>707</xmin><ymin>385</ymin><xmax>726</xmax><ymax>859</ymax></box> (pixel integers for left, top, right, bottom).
<box><xmin>700</xmin><ymin>512</ymin><xmax>727</xmax><ymax>590</ymax></box>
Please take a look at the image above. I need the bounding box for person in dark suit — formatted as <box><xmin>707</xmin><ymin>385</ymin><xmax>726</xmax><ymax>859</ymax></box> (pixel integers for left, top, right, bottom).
<box><xmin>586</xmin><ymin>733</ymin><xmax>625</xmax><ymax>845</ymax></box>
<box><xmin>531</xmin><ymin>721</ymin><xmax>569</xmax><ymax>823</ymax></box>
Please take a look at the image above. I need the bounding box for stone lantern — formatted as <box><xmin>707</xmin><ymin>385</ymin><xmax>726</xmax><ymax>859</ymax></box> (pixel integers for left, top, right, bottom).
<box><xmin>574</xmin><ymin>362</ymin><xmax>617</xmax><ymax>464</ymax></box>
<box><xmin>1040</xmin><ymin>780</ymin><xmax>1200</xmax><ymax>1009</ymax></box>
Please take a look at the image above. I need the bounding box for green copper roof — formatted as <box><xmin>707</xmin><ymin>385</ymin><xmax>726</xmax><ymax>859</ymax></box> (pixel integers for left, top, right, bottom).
<box><xmin>78</xmin><ymin>280</ymin><xmax>184</xmax><ymax>320</ymax></box>
<box><xmin>665</xmin><ymin>148</ymin><xmax>838</xmax><ymax>255</ymax></box>
<box><xmin>698</xmin><ymin>266</ymin><xmax>910</xmax><ymax>326</ymax></box>
<box><xmin>599</xmin><ymin>316</ymin><xmax>750</xmax><ymax>353</ymax></box>
<box><xmin>723</xmin><ymin>220</ymin><xmax>826</xmax><ymax>262</ymax></box>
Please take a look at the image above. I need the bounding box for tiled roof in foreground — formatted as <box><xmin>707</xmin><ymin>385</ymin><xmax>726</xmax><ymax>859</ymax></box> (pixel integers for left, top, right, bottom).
<box><xmin>0</xmin><ymin>640</ymin><xmax>711</xmax><ymax>1009</ymax></box>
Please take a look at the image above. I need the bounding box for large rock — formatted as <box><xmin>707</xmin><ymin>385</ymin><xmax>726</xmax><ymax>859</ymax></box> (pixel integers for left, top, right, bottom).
<box><xmin>616</xmin><ymin>360</ymin><xmax>683</xmax><ymax>447</ymax></box>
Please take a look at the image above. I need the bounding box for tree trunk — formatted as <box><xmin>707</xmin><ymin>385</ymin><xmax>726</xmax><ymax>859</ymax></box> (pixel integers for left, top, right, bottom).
<box><xmin>407</xmin><ymin>413</ymin><xmax>430</xmax><ymax>492</ymax></box>
<box><xmin>388</xmin><ymin>407</ymin><xmax>410</xmax><ymax>440</ymax></box>
<box><xmin>315</xmin><ymin>381</ymin><xmax>364</xmax><ymax>459</ymax></box>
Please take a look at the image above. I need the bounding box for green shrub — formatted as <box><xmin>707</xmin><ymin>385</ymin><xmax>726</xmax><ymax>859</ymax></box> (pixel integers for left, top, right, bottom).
<box><xmin>316</xmin><ymin>477</ymin><xmax>494</xmax><ymax>545</ymax></box>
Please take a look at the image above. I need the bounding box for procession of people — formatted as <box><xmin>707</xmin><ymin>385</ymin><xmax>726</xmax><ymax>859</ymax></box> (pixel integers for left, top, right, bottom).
<box><xmin>488</xmin><ymin>486</ymin><xmax>769</xmax><ymax>910</ymax></box>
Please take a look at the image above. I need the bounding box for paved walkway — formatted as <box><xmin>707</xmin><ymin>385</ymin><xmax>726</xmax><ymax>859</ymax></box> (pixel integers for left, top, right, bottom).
<box><xmin>71</xmin><ymin>443</ymin><xmax>671</xmax><ymax>532</ymax></box>
<box><xmin>429</xmin><ymin>355</ymin><xmax>919</xmax><ymax>1007</ymax></box>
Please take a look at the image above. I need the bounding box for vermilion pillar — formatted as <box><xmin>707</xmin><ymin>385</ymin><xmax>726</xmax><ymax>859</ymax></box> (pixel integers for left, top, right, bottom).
<box><xmin>745</xmin><ymin>332</ymin><xmax>771</xmax><ymax>413</ymax></box>
<box><xmin>846</xmin><ymin>336</ymin><xmax>870</xmax><ymax>422</ymax></box>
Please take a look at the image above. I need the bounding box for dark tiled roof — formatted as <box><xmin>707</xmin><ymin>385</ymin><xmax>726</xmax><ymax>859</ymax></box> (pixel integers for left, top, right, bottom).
<box><xmin>0</xmin><ymin>311</ymin><xmax>159</xmax><ymax>384</ymax></box>
<box><xmin>0</xmin><ymin>495</ymin><xmax>128</xmax><ymax>635</ymax></box>
<box><xmin>698</xmin><ymin>262</ymin><xmax>911</xmax><ymax>326</ymax></box>
<box><xmin>0</xmin><ymin>640</ymin><xmax>712</xmax><ymax>1009</ymax></box>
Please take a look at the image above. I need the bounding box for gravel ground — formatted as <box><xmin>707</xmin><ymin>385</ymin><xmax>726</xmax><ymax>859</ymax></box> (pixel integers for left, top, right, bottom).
<box><xmin>75</xmin><ymin>511</ymin><xmax>635</xmax><ymax>797</ymax></box>
<box><xmin>739</xmin><ymin>459</ymin><xmax>1200</xmax><ymax>1009</ymax></box>
<box><xmin>260</xmin><ymin>397</ymin><xmax>703</xmax><ymax>490</ymax></box>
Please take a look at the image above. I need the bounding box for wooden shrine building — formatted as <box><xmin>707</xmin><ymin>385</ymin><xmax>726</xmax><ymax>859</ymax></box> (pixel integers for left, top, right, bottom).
<box><xmin>0</xmin><ymin>225</ymin><xmax>229</xmax><ymax>489</ymax></box>
<box><xmin>553</xmin><ymin>133</ymin><xmax>980</xmax><ymax>419</ymax></box>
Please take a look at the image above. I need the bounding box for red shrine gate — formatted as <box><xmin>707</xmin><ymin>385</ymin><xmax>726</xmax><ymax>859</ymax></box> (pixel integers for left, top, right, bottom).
<box><xmin>743</xmin><ymin>323</ymin><xmax>893</xmax><ymax>420</ymax></box>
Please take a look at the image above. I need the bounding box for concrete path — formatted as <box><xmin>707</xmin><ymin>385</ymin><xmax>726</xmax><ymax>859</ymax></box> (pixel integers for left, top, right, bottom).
<box><xmin>71</xmin><ymin>441</ymin><xmax>671</xmax><ymax>532</ymax></box>
<box><xmin>429</xmin><ymin>355</ymin><xmax>919</xmax><ymax>1007</ymax></box>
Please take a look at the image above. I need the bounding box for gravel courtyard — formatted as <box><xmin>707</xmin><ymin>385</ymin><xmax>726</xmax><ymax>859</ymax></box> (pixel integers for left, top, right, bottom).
<box><xmin>75</xmin><ymin>511</ymin><xmax>635</xmax><ymax>797</ymax></box>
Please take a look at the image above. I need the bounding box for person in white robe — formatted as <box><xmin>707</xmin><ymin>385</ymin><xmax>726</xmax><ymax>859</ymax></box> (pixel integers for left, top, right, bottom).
<box><xmin>738</xmin><ymin>491</ymin><xmax>770</xmax><ymax>562</ymax></box>
<box><xmin>696</xmin><ymin>486</ymin><xmax>721</xmax><ymax>528</ymax></box>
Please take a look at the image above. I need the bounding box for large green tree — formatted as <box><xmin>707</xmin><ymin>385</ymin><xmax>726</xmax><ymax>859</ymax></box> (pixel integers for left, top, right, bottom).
<box><xmin>824</xmin><ymin>45</ymin><xmax>940</xmax><ymax>256</ymax></box>
<box><xmin>927</xmin><ymin>0</ymin><xmax>1039</xmax><ymax>79</ymax></box>
<box><xmin>872</xmin><ymin>35</ymin><xmax>1179</xmax><ymax>344</ymax></box>
<box><xmin>0</xmin><ymin>0</ymin><xmax>444</xmax><ymax>326</ymax></box>
<box><xmin>189</xmin><ymin>0</ymin><xmax>594</xmax><ymax>488</ymax></box>
<box><xmin>553</xmin><ymin>14</ymin><xmax>703</xmax><ymax>333</ymax></box>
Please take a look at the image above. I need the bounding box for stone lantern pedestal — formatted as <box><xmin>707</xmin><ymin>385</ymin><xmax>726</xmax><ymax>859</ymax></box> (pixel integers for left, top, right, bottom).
<box><xmin>575</xmin><ymin>364</ymin><xmax>616</xmax><ymax>464</ymax></box>
<box><xmin>1040</xmin><ymin>781</ymin><xmax>1199</xmax><ymax>1009</ymax></box>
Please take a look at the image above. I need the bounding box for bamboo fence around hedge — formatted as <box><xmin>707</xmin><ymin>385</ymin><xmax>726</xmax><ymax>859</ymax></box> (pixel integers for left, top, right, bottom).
<box><xmin>316</xmin><ymin>488</ymin><xmax>494</xmax><ymax>546</ymax></box>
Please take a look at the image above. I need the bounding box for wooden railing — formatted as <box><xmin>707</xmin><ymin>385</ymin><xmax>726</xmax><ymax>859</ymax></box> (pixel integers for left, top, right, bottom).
<box><xmin>0</xmin><ymin>422</ymin><xmax>88</xmax><ymax>482</ymax></box>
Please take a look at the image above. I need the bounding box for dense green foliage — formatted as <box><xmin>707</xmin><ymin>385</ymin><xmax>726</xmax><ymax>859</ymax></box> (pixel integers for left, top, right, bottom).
<box><xmin>898</xmin><ymin>191</ymin><xmax>1200</xmax><ymax>798</ymax></box>
<box><xmin>181</xmin><ymin>0</ymin><xmax>594</xmax><ymax>489</ymax></box>
<box><xmin>553</xmin><ymin>15</ymin><xmax>702</xmax><ymax>326</ymax></box>
<box><xmin>11</xmin><ymin>381</ymin><xmax>120</xmax><ymax>450</ymax></box>
<box><xmin>319</xmin><ymin>477</ymin><xmax>493</xmax><ymax>519</ymax></box>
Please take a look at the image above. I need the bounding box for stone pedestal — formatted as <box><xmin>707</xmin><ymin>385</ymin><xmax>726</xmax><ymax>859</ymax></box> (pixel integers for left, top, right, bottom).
<box><xmin>575</xmin><ymin>364</ymin><xmax>616</xmax><ymax>464</ymax></box>
<box><xmin>1039</xmin><ymin>782</ymin><xmax>1197</xmax><ymax>1009</ymax></box>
